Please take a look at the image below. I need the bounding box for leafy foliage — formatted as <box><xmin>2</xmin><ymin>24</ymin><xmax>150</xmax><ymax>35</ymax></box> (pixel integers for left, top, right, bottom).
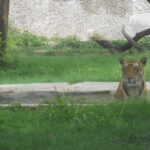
<box><xmin>138</xmin><ymin>37</ymin><xmax>150</xmax><ymax>50</ymax></box>
<box><xmin>7</xmin><ymin>26</ymin><xmax>49</xmax><ymax>48</ymax></box>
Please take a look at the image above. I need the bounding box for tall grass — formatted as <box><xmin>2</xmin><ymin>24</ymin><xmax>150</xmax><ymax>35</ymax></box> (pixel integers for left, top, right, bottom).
<box><xmin>0</xmin><ymin>99</ymin><xmax>150</xmax><ymax>150</ymax></box>
<box><xmin>0</xmin><ymin>51</ymin><xmax>150</xmax><ymax>84</ymax></box>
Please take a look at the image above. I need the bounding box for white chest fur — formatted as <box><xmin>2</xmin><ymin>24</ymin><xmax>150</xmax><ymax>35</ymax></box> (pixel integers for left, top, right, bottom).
<box><xmin>122</xmin><ymin>79</ymin><xmax>144</xmax><ymax>97</ymax></box>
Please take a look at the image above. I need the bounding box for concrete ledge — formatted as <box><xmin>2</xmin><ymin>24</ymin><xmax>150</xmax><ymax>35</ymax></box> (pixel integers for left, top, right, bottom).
<box><xmin>0</xmin><ymin>82</ymin><xmax>149</xmax><ymax>105</ymax></box>
<box><xmin>0</xmin><ymin>82</ymin><xmax>119</xmax><ymax>93</ymax></box>
<box><xmin>0</xmin><ymin>82</ymin><xmax>150</xmax><ymax>93</ymax></box>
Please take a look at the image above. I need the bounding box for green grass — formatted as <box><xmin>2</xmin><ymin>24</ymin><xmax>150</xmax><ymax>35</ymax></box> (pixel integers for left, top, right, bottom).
<box><xmin>0</xmin><ymin>51</ymin><xmax>150</xmax><ymax>84</ymax></box>
<box><xmin>0</xmin><ymin>26</ymin><xmax>148</xmax><ymax>84</ymax></box>
<box><xmin>1</xmin><ymin>25</ymin><xmax>150</xmax><ymax>150</ymax></box>
<box><xmin>7</xmin><ymin>25</ymin><xmax>49</xmax><ymax>49</ymax></box>
<box><xmin>0</xmin><ymin>99</ymin><xmax>150</xmax><ymax>150</ymax></box>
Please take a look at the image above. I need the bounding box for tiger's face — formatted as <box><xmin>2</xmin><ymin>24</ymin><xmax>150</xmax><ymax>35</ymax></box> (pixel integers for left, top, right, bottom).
<box><xmin>120</xmin><ymin>57</ymin><xmax>147</xmax><ymax>84</ymax></box>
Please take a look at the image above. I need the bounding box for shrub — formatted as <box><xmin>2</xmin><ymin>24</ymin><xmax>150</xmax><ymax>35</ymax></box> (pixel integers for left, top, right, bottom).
<box><xmin>7</xmin><ymin>25</ymin><xmax>49</xmax><ymax>48</ymax></box>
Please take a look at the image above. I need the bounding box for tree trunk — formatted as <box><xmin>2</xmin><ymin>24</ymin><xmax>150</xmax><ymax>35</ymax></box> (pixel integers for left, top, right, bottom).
<box><xmin>93</xmin><ymin>28</ymin><xmax>150</xmax><ymax>53</ymax></box>
<box><xmin>121</xmin><ymin>27</ymin><xmax>144</xmax><ymax>52</ymax></box>
<box><xmin>93</xmin><ymin>39</ymin><xmax>117</xmax><ymax>54</ymax></box>
<box><xmin>120</xmin><ymin>28</ymin><xmax>150</xmax><ymax>52</ymax></box>
<box><xmin>0</xmin><ymin>0</ymin><xmax>10</xmax><ymax>59</ymax></box>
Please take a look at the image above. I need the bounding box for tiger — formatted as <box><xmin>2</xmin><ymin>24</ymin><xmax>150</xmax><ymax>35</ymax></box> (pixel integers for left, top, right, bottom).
<box><xmin>115</xmin><ymin>57</ymin><xmax>147</xmax><ymax>99</ymax></box>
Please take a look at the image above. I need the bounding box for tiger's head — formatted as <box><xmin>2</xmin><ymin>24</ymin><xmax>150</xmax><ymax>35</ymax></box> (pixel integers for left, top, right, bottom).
<box><xmin>119</xmin><ymin>57</ymin><xmax>147</xmax><ymax>84</ymax></box>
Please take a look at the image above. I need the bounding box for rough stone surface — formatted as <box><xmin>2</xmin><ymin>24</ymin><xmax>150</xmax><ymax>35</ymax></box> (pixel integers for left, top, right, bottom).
<box><xmin>0</xmin><ymin>82</ymin><xmax>150</xmax><ymax>105</ymax></box>
<box><xmin>1</xmin><ymin>82</ymin><xmax>150</xmax><ymax>92</ymax></box>
<box><xmin>0</xmin><ymin>82</ymin><xmax>119</xmax><ymax>92</ymax></box>
<box><xmin>0</xmin><ymin>82</ymin><xmax>117</xmax><ymax>104</ymax></box>
<box><xmin>9</xmin><ymin>0</ymin><xmax>150</xmax><ymax>40</ymax></box>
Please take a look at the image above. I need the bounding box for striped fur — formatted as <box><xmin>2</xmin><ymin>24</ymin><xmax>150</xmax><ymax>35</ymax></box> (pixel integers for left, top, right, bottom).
<box><xmin>115</xmin><ymin>57</ymin><xmax>147</xmax><ymax>99</ymax></box>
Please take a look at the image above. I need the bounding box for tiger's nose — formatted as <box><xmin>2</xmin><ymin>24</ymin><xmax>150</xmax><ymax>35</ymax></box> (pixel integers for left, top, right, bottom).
<box><xmin>128</xmin><ymin>79</ymin><xmax>132</xmax><ymax>83</ymax></box>
<box><xmin>128</xmin><ymin>78</ymin><xmax>135</xmax><ymax>84</ymax></box>
<box><xmin>128</xmin><ymin>77</ymin><xmax>132</xmax><ymax>80</ymax></box>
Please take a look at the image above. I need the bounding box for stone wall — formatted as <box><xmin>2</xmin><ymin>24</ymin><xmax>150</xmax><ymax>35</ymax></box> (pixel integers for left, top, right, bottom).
<box><xmin>9</xmin><ymin>0</ymin><xmax>150</xmax><ymax>40</ymax></box>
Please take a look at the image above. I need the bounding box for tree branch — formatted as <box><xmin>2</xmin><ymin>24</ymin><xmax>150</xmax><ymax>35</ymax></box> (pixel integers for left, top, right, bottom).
<box><xmin>120</xmin><ymin>28</ymin><xmax>150</xmax><ymax>52</ymax></box>
<box><xmin>121</xmin><ymin>27</ymin><xmax>144</xmax><ymax>52</ymax></box>
<box><xmin>93</xmin><ymin>28</ymin><xmax>150</xmax><ymax>53</ymax></box>
<box><xmin>93</xmin><ymin>39</ymin><xmax>118</xmax><ymax>54</ymax></box>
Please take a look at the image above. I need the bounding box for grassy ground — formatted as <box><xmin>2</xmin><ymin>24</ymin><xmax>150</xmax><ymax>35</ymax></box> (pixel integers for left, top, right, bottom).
<box><xmin>0</xmin><ymin>50</ymin><xmax>150</xmax><ymax>84</ymax></box>
<box><xmin>0</xmin><ymin>27</ymin><xmax>148</xmax><ymax>84</ymax></box>
<box><xmin>0</xmin><ymin>99</ymin><xmax>150</xmax><ymax>150</ymax></box>
<box><xmin>0</xmin><ymin>28</ymin><xmax>150</xmax><ymax>150</ymax></box>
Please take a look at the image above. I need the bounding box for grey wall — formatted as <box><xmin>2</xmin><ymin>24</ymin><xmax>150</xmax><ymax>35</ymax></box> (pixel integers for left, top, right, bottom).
<box><xmin>9</xmin><ymin>0</ymin><xmax>150</xmax><ymax>40</ymax></box>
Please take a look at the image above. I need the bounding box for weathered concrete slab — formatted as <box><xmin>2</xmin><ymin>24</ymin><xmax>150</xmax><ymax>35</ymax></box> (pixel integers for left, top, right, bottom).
<box><xmin>0</xmin><ymin>82</ymin><xmax>119</xmax><ymax>92</ymax></box>
<box><xmin>0</xmin><ymin>82</ymin><xmax>150</xmax><ymax>105</ymax></box>
<box><xmin>1</xmin><ymin>82</ymin><xmax>150</xmax><ymax>92</ymax></box>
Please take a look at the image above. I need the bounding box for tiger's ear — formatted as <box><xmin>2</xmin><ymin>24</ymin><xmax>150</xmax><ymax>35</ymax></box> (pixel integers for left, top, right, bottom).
<box><xmin>119</xmin><ymin>57</ymin><xmax>125</xmax><ymax>65</ymax></box>
<box><xmin>140</xmin><ymin>57</ymin><xmax>147</xmax><ymax>66</ymax></box>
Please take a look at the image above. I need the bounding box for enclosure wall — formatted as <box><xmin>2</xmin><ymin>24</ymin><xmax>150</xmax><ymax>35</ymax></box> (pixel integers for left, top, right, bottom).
<box><xmin>9</xmin><ymin>0</ymin><xmax>150</xmax><ymax>40</ymax></box>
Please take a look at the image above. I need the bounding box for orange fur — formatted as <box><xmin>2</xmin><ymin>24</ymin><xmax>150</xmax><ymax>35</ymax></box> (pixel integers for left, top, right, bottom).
<box><xmin>115</xmin><ymin>57</ymin><xmax>147</xmax><ymax>100</ymax></box>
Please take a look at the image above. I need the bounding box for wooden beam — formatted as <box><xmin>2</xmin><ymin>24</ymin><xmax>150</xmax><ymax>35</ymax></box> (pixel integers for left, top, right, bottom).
<box><xmin>0</xmin><ymin>0</ymin><xmax>10</xmax><ymax>59</ymax></box>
